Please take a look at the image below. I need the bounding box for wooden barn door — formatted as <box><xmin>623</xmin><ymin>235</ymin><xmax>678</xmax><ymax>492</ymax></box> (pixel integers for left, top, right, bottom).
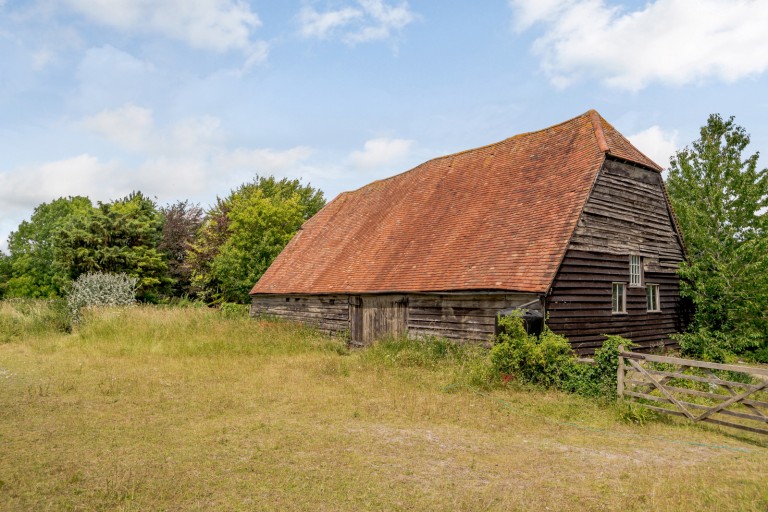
<box><xmin>350</xmin><ymin>295</ymin><xmax>408</xmax><ymax>345</ymax></box>
<box><xmin>349</xmin><ymin>296</ymin><xmax>363</xmax><ymax>345</ymax></box>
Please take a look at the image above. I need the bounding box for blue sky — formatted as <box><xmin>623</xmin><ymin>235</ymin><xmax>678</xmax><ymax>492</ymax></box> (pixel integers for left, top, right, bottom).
<box><xmin>2</xmin><ymin>0</ymin><xmax>768</xmax><ymax>251</ymax></box>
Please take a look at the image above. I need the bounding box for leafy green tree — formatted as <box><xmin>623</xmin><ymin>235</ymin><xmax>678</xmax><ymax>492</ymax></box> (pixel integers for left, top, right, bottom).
<box><xmin>186</xmin><ymin>198</ymin><xmax>232</xmax><ymax>302</ymax></box>
<box><xmin>54</xmin><ymin>192</ymin><xmax>170</xmax><ymax>300</ymax></box>
<box><xmin>667</xmin><ymin>114</ymin><xmax>768</xmax><ymax>358</ymax></box>
<box><xmin>189</xmin><ymin>176</ymin><xmax>325</xmax><ymax>303</ymax></box>
<box><xmin>4</xmin><ymin>196</ymin><xmax>94</xmax><ymax>298</ymax></box>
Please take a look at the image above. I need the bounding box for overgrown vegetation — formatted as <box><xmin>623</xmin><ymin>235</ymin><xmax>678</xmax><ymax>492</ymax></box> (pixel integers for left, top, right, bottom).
<box><xmin>666</xmin><ymin>114</ymin><xmax>768</xmax><ymax>362</ymax></box>
<box><xmin>488</xmin><ymin>315</ymin><xmax>630</xmax><ymax>399</ymax></box>
<box><xmin>1</xmin><ymin>304</ymin><xmax>765</xmax><ymax>511</ymax></box>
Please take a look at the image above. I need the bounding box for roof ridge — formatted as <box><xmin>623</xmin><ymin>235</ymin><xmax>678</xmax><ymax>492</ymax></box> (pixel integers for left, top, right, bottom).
<box><xmin>588</xmin><ymin>109</ymin><xmax>610</xmax><ymax>153</ymax></box>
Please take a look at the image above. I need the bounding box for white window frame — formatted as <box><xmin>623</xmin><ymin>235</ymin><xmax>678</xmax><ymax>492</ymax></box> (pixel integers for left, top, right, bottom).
<box><xmin>612</xmin><ymin>282</ymin><xmax>626</xmax><ymax>314</ymax></box>
<box><xmin>629</xmin><ymin>254</ymin><xmax>642</xmax><ymax>287</ymax></box>
<box><xmin>646</xmin><ymin>284</ymin><xmax>661</xmax><ymax>312</ymax></box>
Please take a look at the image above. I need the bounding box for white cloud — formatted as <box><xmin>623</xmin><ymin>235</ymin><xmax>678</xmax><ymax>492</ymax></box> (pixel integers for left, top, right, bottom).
<box><xmin>348</xmin><ymin>137</ymin><xmax>413</xmax><ymax>170</ymax></box>
<box><xmin>62</xmin><ymin>0</ymin><xmax>267</xmax><ymax>65</ymax></box>
<box><xmin>628</xmin><ymin>125</ymin><xmax>678</xmax><ymax>169</ymax></box>
<box><xmin>299</xmin><ymin>6</ymin><xmax>362</xmax><ymax>39</ymax></box>
<box><xmin>82</xmin><ymin>104</ymin><xmax>154</xmax><ymax>152</ymax></box>
<box><xmin>298</xmin><ymin>0</ymin><xmax>416</xmax><ymax>44</ymax></box>
<box><xmin>76</xmin><ymin>104</ymin><xmax>317</xmax><ymax>197</ymax></box>
<box><xmin>509</xmin><ymin>0</ymin><xmax>768</xmax><ymax>90</ymax></box>
<box><xmin>0</xmin><ymin>154</ymin><xmax>124</xmax><ymax>212</ymax></box>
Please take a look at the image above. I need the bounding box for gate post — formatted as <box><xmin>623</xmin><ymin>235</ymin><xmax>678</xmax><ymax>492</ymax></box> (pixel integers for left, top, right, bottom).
<box><xmin>617</xmin><ymin>344</ymin><xmax>625</xmax><ymax>399</ymax></box>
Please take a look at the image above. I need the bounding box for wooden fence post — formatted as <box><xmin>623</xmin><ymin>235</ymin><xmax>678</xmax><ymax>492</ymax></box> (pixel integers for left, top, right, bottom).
<box><xmin>617</xmin><ymin>344</ymin><xmax>625</xmax><ymax>400</ymax></box>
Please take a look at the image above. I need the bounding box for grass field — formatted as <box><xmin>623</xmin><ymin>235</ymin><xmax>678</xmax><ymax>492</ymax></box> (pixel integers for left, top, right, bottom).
<box><xmin>1</xmin><ymin>302</ymin><xmax>766</xmax><ymax>511</ymax></box>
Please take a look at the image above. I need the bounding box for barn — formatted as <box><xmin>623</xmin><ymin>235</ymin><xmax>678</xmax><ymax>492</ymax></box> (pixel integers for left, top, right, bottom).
<box><xmin>249</xmin><ymin>110</ymin><xmax>688</xmax><ymax>353</ymax></box>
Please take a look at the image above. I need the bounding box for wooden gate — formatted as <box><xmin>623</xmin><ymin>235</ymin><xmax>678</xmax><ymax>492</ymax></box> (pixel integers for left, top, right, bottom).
<box><xmin>349</xmin><ymin>295</ymin><xmax>408</xmax><ymax>346</ymax></box>
<box><xmin>618</xmin><ymin>347</ymin><xmax>768</xmax><ymax>435</ymax></box>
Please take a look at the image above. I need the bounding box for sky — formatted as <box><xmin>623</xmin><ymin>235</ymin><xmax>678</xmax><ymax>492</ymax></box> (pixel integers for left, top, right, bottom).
<box><xmin>2</xmin><ymin>0</ymin><xmax>768</xmax><ymax>252</ymax></box>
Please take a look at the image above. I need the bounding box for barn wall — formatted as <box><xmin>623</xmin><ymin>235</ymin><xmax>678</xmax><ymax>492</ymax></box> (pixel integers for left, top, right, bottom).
<box><xmin>546</xmin><ymin>159</ymin><xmax>687</xmax><ymax>354</ymax></box>
<box><xmin>251</xmin><ymin>292</ymin><xmax>541</xmax><ymax>344</ymax></box>
<box><xmin>407</xmin><ymin>293</ymin><xmax>541</xmax><ymax>343</ymax></box>
<box><xmin>250</xmin><ymin>295</ymin><xmax>350</xmax><ymax>336</ymax></box>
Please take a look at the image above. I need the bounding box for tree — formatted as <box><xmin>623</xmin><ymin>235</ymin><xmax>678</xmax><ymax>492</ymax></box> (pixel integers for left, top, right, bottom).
<box><xmin>4</xmin><ymin>196</ymin><xmax>94</xmax><ymax>298</ymax></box>
<box><xmin>666</xmin><ymin>114</ymin><xmax>768</xmax><ymax>358</ymax></box>
<box><xmin>188</xmin><ymin>176</ymin><xmax>325</xmax><ymax>303</ymax></box>
<box><xmin>186</xmin><ymin>198</ymin><xmax>232</xmax><ymax>302</ymax></box>
<box><xmin>54</xmin><ymin>192</ymin><xmax>170</xmax><ymax>301</ymax></box>
<box><xmin>159</xmin><ymin>200</ymin><xmax>204</xmax><ymax>297</ymax></box>
<box><xmin>0</xmin><ymin>251</ymin><xmax>11</xmax><ymax>299</ymax></box>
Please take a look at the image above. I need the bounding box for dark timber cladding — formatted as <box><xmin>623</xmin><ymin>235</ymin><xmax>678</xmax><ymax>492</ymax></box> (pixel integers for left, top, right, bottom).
<box><xmin>252</xmin><ymin>293</ymin><xmax>542</xmax><ymax>345</ymax></box>
<box><xmin>250</xmin><ymin>110</ymin><xmax>688</xmax><ymax>352</ymax></box>
<box><xmin>546</xmin><ymin>158</ymin><xmax>687</xmax><ymax>353</ymax></box>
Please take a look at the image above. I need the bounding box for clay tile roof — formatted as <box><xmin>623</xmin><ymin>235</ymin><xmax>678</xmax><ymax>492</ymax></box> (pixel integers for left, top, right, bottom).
<box><xmin>250</xmin><ymin>110</ymin><xmax>661</xmax><ymax>295</ymax></box>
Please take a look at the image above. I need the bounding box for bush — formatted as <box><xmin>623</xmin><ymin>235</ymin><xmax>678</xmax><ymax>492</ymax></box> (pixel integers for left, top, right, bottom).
<box><xmin>674</xmin><ymin>327</ymin><xmax>765</xmax><ymax>363</ymax></box>
<box><xmin>489</xmin><ymin>314</ymin><xmax>632</xmax><ymax>398</ymax></box>
<box><xmin>219</xmin><ymin>302</ymin><xmax>250</xmax><ymax>319</ymax></box>
<box><xmin>490</xmin><ymin>315</ymin><xmax>573</xmax><ymax>388</ymax></box>
<box><xmin>67</xmin><ymin>272</ymin><xmax>138</xmax><ymax>323</ymax></box>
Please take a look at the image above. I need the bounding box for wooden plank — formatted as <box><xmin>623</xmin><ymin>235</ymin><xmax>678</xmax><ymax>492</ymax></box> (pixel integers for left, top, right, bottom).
<box><xmin>630</xmin><ymin>403</ymin><xmax>688</xmax><ymax>418</ymax></box>
<box><xmin>625</xmin><ymin>388</ymin><xmax>768</xmax><ymax>424</ymax></box>
<box><xmin>626</xmin><ymin>358</ymin><xmax>694</xmax><ymax>419</ymax></box>
<box><xmin>633</xmin><ymin>368</ymin><xmax>767</xmax><ymax>390</ymax></box>
<box><xmin>694</xmin><ymin>381</ymin><xmax>768</xmax><ymax>422</ymax></box>
<box><xmin>620</xmin><ymin>352</ymin><xmax>768</xmax><ymax>377</ymax></box>
<box><xmin>698</xmin><ymin>417</ymin><xmax>768</xmax><ymax>436</ymax></box>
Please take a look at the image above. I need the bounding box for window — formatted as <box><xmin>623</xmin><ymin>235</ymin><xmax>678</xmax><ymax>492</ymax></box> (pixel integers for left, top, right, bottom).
<box><xmin>646</xmin><ymin>284</ymin><xmax>660</xmax><ymax>312</ymax></box>
<box><xmin>629</xmin><ymin>255</ymin><xmax>642</xmax><ymax>287</ymax></box>
<box><xmin>612</xmin><ymin>283</ymin><xmax>626</xmax><ymax>314</ymax></box>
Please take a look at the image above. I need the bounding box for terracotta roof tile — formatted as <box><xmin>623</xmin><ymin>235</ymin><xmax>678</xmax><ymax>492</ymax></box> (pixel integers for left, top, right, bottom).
<box><xmin>251</xmin><ymin>110</ymin><xmax>661</xmax><ymax>295</ymax></box>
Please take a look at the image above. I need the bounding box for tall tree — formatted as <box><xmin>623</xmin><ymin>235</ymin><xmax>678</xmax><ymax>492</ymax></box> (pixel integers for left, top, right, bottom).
<box><xmin>4</xmin><ymin>196</ymin><xmax>94</xmax><ymax>298</ymax></box>
<box><xmin>666</xmin><ymin>114</ymin><xmax>768</xmax><ymax>355</ymax></box>
<box><xmin>188</xmin><ymin>176</ymin><xmax>325</xmax><ymax>303</ymax></box>
<box><xmin>186</xmin><ymin>198</ymin><xmax>232</xmax><ymax>302</ymax></box>
<box><xmin>54</xmin><ymin>192</ymin><xmax>170</xmax><ymax>300</ymax></box>
<box><xmin>159</xmin><ymin>200</ymin><xmax>204</xmax><ymax>297</ymax></box>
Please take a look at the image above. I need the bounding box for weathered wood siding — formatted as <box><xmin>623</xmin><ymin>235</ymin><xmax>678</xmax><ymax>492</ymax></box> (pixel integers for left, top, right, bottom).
<box><xmin>252</xmin><ymin>292</ymin><xmax>541</xmax><ymax>344</ymax></box>
<box><xmin>546</xmin><ymin>158</ymin><xmax>687</xmax><ymax>354</ymax></box>
<box><xmin>407</xmin><ymin>293</ymin><xmax>541</xmax><ymax>343</ymax></box>
<box><xmin>250</xmin><ymin>295</ymin><xmax>350</xmax><ymax>336</ymax></box>
<box><xmin>350</xmin><ymin>295</ymin><xmax>408</xmax><ymax>345</ymax></box>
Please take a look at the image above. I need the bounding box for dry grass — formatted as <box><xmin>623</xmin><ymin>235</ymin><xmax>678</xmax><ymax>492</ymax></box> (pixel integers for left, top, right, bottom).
<box><xmin>0</xmin><ymin>304</ymin><xmax>766</xmax><ymax>511</ymax></box>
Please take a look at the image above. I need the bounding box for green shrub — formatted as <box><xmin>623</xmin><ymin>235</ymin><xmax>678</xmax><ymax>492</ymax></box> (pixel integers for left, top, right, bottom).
<box><xmin>490</xmin><ymin>316</ymin><xmax>573</xmax><ymax>388</ymax></box>
<box><xmin>67</xmin><ymin>272</ymin><xmax>138</xmax><ymax>323</ymax></box>
<box><xmin>219</xmin><ymin>302</ymin><xmax>249</xmax><ymax>319</ymax></box>
<box><xmin>674</xmin><ymin>328</ymin><xmax>765</xmax><ymax>363</ymax></box>
<box><xmin>563</xmin><ymin>335</ymin><xmax>634</xmax><ymax>398</ymax></box>
<box><xmin>489</xmin><ymin>314</ymin><xmax>633</xmax><ymax>399</ymax></box>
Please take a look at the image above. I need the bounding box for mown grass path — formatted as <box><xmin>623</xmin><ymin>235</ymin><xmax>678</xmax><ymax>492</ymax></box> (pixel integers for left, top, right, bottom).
<box><xmin>1</xmin><ymin>305</ymin><xmax>766</xmax><ymax>511</ymax></box>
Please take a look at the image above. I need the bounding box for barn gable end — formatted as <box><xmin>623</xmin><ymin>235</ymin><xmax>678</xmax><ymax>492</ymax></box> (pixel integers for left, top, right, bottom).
<box><xmin>546</xmin><ymin>158</ymin><xmax>688</xmax><ymax>353</ymax></box>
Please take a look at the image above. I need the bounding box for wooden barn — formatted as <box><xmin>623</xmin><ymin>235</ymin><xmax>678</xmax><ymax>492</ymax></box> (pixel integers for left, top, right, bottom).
<box><xmin>250</xmin><ymin>110</ymin><xmax>688</xmax><ymax>353</ymax></box>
